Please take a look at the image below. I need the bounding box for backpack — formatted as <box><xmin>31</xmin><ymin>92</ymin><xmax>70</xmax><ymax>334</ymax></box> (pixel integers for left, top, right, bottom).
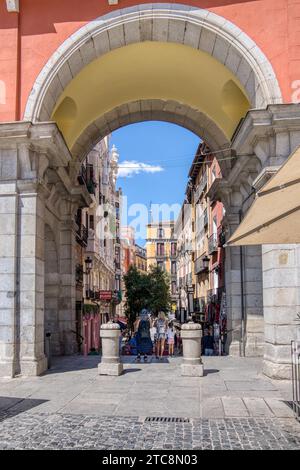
<box><xmin>139</xmin><ymin>319</ymin><xmax>150</xmax><ymax>339</ymax></box>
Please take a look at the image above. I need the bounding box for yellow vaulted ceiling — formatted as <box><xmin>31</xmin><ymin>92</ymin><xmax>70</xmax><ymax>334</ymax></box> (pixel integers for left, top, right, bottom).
<box><xmin>52</xmin><ymin>41</ymin><xmax>250</xmax><ymax>149</ymax></box>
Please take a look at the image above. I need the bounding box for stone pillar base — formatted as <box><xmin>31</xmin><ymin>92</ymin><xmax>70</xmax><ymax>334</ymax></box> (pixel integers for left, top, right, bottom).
<box><xmin>181</xmin><ymin>363</ymin><xmax>204</xmax><ymax>377</ymax></box>
<box><xmin>263</xmin><ymin>359</ymin><xmax>291</xmax><ymax>380</ymax></box>
<box><xmin>245</xmin><ymin>333</ymin><xmax>264</xmax><ymax>357</ymax></box>
<box><xmin>229</xmin><ymin>341</ymin><xmax>241</xmax><ymax>356</ymax></box>
<box><xmin>0</xmin><ymin>361</ymin><xmax>18</xmax><ymax>378</ymax></box>
<box><xmin>98</xmin><ymin>362</ymin><xmax>123</xmax><ymax>376</ymax></box>
<box><xmin>20</xmin><ymin>356</ymin><xmax>48</xmax><ymax>376</ymax></box>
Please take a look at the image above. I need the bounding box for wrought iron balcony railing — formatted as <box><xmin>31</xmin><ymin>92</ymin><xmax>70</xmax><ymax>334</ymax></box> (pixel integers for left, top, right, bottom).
<box><xmin>208</xmin><ymin>233</ymin><xmax>218</xmax><ymax>254</ymax></box>
<box><xmin>194</xmin><ymin>256</ymin><xmax>209</xmax><ymax>274</ymax></box>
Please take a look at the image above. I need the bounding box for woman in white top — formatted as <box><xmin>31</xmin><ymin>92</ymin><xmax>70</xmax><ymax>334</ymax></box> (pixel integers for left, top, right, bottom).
<box><xmin>149</xmin><ymin>319</ymin><xmax>157</xmax><ymax>356</ymax></box>
<box><xmin>155</xmin><ymin>312</ymin><xmax>168</xmax><ymax>359</ymax></box>
<box><xmin>167</xmin><ymin>322</ymin><xmax>175</xmax><ymax>356</ymax></box>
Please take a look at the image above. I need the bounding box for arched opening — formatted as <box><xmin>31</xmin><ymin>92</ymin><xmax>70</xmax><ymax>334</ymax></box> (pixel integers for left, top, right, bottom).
<box><xmin>16</xmin><ymin>3</ymin><xmax>284</xmax><ymax>376</ymax></box>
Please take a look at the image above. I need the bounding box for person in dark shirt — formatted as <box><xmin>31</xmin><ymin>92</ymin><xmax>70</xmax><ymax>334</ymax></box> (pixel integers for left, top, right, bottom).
<box><xmin>114</xmin><ymin>314</ymin><xmax>126</xmax><ymax>354</ymax></box>
<box><xmin>203</xmin><ymin>329</ymin><xmax>214</xmax><ymax>356</ymax></box>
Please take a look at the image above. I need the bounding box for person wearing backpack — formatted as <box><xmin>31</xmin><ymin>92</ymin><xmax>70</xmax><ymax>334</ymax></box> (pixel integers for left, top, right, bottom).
<box><xmin>134</xmin><ymin>309</ymin><xmax>152</xmax><ymax>362</ymax></box>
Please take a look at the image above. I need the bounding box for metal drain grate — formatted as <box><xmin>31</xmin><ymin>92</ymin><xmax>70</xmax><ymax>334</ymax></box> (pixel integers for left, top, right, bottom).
<box><xmin>145</xmin><ymin>417</ymin><xmax>190</xmax><ymax>423</ymax></box>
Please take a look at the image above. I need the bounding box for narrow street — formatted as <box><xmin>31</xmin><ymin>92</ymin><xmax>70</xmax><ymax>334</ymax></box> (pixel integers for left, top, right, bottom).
<box><xmin>0</xmin><ymin>356</ymin><xmax>299</xmax><ymax>450</ymax></box>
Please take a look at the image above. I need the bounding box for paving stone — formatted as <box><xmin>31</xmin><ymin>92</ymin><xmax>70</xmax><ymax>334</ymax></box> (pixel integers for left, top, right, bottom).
<box><xmin>5</xmin><ymin>411</ymin><xmax>299</xmax><ymax>450</ymax></box>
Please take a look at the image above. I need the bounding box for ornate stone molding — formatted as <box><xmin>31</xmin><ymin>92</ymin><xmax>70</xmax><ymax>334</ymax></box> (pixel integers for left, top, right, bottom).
<box><xmin>0</xmin><ymin>122</ymin><xmax>71</xmax><ymax>182</ymax></box>
<box><xmin>232</xmin><ymin>104</ymin><xmax>300</xmax><ymax>164</ymax></box>
<box><xmin>24</xmin><ymin>3</ymin><xmax>282</xmax><ymax>123</ymax></box>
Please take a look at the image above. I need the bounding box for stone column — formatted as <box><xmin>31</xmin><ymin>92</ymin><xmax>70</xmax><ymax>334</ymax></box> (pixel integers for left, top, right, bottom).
<box><xmin>18</xmin><ymin>181</ymin><xmax>48</xmax><ymax>376</ymax></box>
<box><xmin>262</xmin><ymin>244</ymin><xmax>300</xmax><ymax>379</ymax></box>
<box><xmin>181</xmin><ymin>321</ymin><xmax>204</xmax><ymax>376</ymax></box>
<box><xmin>224</xmin><ymin>208</ymin><xmax>245</xmax><ymax>356</ymax></box>
<box><xmin>58</xmin><ymin>217</ymin><xmax>77</xmax><ymax>355</ymax></box>
<box><xmin>0</xmin><ymin>121</ymin><xmax>73</xmax><ymax>377</ymax></box>
<box><xmin>0</xmin><ymin>152</ymin><xmax>48</xmax><ymax>376</ymax></box>
<box><xmin>98</xmin><ymin>322</ymin><xmax>123</xmax><ymax>376</ymax></box>
<box><xmin>244</xmin><ymin>245</ymin><xmax>264</xmax><ymax>356</ymax></box>
<box><xmin>0</xmin><ymin>181</ymin><xmax>19</xmax><ymax>377</ymax></box>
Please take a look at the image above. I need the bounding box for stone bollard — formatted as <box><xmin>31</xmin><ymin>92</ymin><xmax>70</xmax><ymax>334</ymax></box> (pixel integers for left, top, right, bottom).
<box><xmin>98</xmin><ymin>322</ymin><xmax>123</xmax><ymax>376</ymax></box>
<box><xmin>181</xmin><ymin>321</ymin><xmax>204</xmax><ymax>377</ymax></box>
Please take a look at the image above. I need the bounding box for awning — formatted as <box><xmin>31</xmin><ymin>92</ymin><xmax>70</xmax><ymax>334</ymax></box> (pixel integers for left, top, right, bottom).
<box><xmin>227</xmin><ymin>146</ymin><xmax>300</xmax><ymax>246</ymax></box>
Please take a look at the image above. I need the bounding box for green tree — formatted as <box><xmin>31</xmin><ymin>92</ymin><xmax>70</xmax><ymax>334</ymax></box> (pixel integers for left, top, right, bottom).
<box><xmin>123</xmin><ymin>265</ymin><xmax>151</xmax><ymax>329</ymax></box>
<box><xmin>147</xmin><ymin>265</ymin><xmax>171</xmax><ymax>315</ymax></box>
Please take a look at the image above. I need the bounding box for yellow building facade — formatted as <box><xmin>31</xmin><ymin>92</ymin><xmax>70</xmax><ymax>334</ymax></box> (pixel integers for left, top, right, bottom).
<box><xmin>146</xmin><ymin>222</ymin><xmax>177</xmax><ymax>309</ymax></box>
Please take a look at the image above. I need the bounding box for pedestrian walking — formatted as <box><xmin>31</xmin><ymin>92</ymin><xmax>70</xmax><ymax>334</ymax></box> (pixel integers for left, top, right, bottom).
<box><xmin>175</xmin><ymin>326</ymin><xmax>182</xmax><ymax>355</ymax></box>
<box><xmin>155</xmin><ymin>312</ymin><xmax>168</xmax><ymax>359</ymax></box>
<box><xmin>203</xmin><ymin>328</ymin><xmax>214</xmax><ymax>356</ymax></box>
<box><xmin>134</xmin><ymin>309</ymin><xmax>152</xmax><ymax>362</ymax></box>
<box><xmin>150</xmin><ymin>317</ymin><xmax>158</xmax><ymax>356</ymax></box>
<box><xmin>167</xmin><ymin>322</ymin><xmax>175</xmax><ymax>356</ymax></box>
<box><xmin>113</xmin><ymin>314</ymin><xmax>126</xmax><ymax>355</ymax></box>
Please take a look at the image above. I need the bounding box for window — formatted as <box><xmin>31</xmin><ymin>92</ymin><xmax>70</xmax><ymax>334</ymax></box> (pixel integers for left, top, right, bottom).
<box><xmin>156</xmin><ymin>242</ymin><xmax>165</xmax><ymax>256</ymax></box>
<box><xmin>171</xmin><ymin>242</ymin><xmax>177</xmax><ymax>256</ymax></box>
<box><xmin>89</xmin><ymin>215</ymin><xmax>94</xmax><ymax>231</ymax></box>
<box><xmin>171</xmin><ymin>281</ymin><xmax>177</xmax><ymax>295</ymax></box>
<box><xmin>157</xmin><ymin>227</ymin><xmax>164</xmax><ymax>238</ymax></box>
<box><xmin>157</xmin><ymin>261</ymin><xmax>164</xmax><ymax>270</ymax></box>
<box><xmin>171</xmin><ymin>261</ymin><xmax>177</xmax><ymax>275</ymax></box>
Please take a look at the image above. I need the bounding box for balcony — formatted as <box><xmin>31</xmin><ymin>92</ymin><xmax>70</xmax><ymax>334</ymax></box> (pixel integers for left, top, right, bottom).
<box><xmin>203</xmin><ymin>209</ymin><xmax>208</xmax><ymax>227</ymax></box>
<box><xmin>77</xmin><ymin>165</ymin><xmax>87</xmax><ymax>185</ymax></box>
<box><xmin>194</xmin><ymin>256</ymin><xmax>209</xmax><ymax>274</ymax></box>
<box><xmin>185</xmin><ymin>273</ymin><xmax>193</xmax><ymax>287</ymax></box>
<box><xmin>195</xmin><ymin>171</ymin><xmax>207</xmax><ymax>202</ymax></box>
<box><xmin>76</xmin><ymin>224</ymin><xmax>88</xmax><ymax>247</ymax></box>
<box><xmin>208</xmin><ymin>233</ymin><xmax>218</xmax><ymax>254</ymax></box>
<box><xmin>86</xmin><ymin>179</ymin><xmax>97</xmax><ymax>195</ymax></box>
<box><xmin>218</xmin><ymin>226</ymin><xmax>226</xmax><ymax>247</ymax></box>
<box><xmin>78</xmin><ymin>165</ymin><xmax>97</xmax><ymax>195</ymax></box>
<box><xmin>86</xmin><ymin>289</ymin><xmax>95</xmax><ymax>300</ymax></box>
<box><xmin>87</xmin><ymin>231</ymin><xmax>100</xmax><ymax>254</ymax></box>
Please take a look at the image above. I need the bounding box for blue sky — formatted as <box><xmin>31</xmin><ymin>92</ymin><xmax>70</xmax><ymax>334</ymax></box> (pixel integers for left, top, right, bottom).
<box><xmin>111</xmin><ymin>121</ymin><xmax>200</xmax><ymax>244</ymax></box>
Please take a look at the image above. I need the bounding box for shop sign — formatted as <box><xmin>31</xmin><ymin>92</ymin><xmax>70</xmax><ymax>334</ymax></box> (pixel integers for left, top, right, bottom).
<box><xmin>100</xmin><ymin>290</ymin><xmax>112</xmax><ymax>301</ymax></box>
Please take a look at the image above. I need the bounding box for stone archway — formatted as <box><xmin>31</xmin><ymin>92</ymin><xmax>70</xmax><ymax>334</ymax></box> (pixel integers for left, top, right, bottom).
<box><xmin>24</xmin><ymin>3</ymin><xmax>282</xmax><ymax>127</ymax></box>
<box><xmin>1</xmin><ymin>4</ymin><xmax>299</xmax><ymax>379</ymax></box>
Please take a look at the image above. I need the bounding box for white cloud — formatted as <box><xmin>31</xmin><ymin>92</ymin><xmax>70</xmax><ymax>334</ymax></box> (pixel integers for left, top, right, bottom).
<box><xmin>117</xmin><ymin>160</ymin><xmax>164</xmax><ymax>178</ymax></box>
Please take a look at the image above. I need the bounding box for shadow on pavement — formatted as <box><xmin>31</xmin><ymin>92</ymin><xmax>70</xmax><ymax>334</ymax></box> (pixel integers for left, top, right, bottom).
<box><xmin>0</xmin><ymin>397</ymin><xmax>48</xmax><ymax>422</ymax></box>
<box><xmin>122</xmin><ymin>368</ymin><xmax>142</xmax><ymax>374</ymax></box>
<box><xmin>203</xmin><ymin>369</ymin><xmax>220</xmax><ymax>376</ymax></box>
<box><xmin>42</xmin><ymin>355</ymin><xmax>100</xmax><ymax>374</ymax></box>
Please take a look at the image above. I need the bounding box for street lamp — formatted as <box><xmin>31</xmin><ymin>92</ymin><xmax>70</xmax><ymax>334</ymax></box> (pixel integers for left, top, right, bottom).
<box><xmin>84</xmin><ymin>257</ymin><xmax>93</xmax><ymax>298</ymax></box>
<box><xmin>84</xmin><ymin>256</ymin><xmax>93</xmax><ymax>274</ymax></box>
<box><xmin>202</xmin><ymin>255</ymin><xmax>210</xmax><ymax>270</ymax></box>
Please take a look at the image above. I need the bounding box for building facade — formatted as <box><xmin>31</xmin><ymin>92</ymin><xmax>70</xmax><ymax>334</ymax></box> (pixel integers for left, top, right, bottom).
<box><xmin>135</xmin><ymin>244</ymin><xmax>147</xmax><ymax>273</ymax></box>
<box><xmin>146</xmin><ymin>221</ymin><xmax>177</xmax><ymax>310</ymax></box>
<box><xmin>73</xmin><ymin>138</ymin><xmax>121</xmax><ymax>355</ymax></box>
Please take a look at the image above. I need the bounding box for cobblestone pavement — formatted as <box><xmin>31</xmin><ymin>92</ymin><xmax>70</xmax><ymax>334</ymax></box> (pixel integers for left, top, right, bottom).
<box><xmin>0</xmin><ymin>411</ymin><xmax>299</xmax><ymax>450</ymax></box>
<box><xmin>1</xmin><ymin>356</ymin><xmax>300</xmax><ymax>450</ymax></box>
